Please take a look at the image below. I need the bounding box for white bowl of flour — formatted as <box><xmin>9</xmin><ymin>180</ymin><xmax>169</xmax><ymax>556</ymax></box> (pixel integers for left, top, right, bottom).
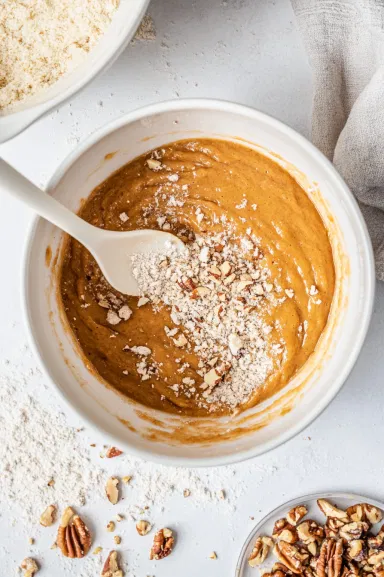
<box><xmin>22</xmin><ymin>99</ymin><xmax>375</xmax><ymax>466</ymax></box>
<box><xmin>0</xmin><ymin>0</ymin><xmax>150</xmax><ymax>143</ymax></box>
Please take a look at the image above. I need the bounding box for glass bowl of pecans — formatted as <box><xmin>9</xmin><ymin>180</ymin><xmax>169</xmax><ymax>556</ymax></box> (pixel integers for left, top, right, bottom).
<box><xmin>236</xmin><ymin>492</ymin><xmax>384</xmax><ymax>577</ymax></box>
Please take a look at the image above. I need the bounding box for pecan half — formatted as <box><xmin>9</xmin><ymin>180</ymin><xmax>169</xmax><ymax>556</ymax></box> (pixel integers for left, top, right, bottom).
<box><xmin>274</xmin><ymin>542</ymin><xmax>307</xmax><ymax>574</ymax></box>
<box><xmin>318</xmin><ymin>500</ymin><xmax>350</xmax><ymax>523</ymax></box>
<box><xmin>57</xmin><ymin>507</ymin><xmax>91</xmax><ymax>558</ymax></box>
<box><xmin>150</xmin><ymin>528</ymin><xmax>175</xmax><ymax>560</ymax></box>
<box><xmin>101</xmin><ymin>550</ymin><xmax>124</xmax><ymax>577</ymax></box>
<box><xmin>317</xmin><ymin>539</ymin><xmax>344</xmax><ymax>577</ymax></box>
<box><xmin>273</xmin><ymin>519</ymin><xmax>298</xmax><ymax>543</ymax></box>
<box><xmin>287</xmin><ymin>506</ymin><xmax>308</xmax><ymax>526</ymax></box>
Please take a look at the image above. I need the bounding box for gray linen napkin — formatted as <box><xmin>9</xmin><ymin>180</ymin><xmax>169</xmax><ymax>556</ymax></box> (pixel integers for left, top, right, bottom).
<box><xmin>291</xmin><ymin>0</ymin><xmax>384</xmax><ymax>279</ymax></box>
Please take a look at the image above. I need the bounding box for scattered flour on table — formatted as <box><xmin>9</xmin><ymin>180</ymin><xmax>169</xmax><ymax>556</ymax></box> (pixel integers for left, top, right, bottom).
<box><xmin>0</xmin><ymin>373</ymin><xmax>105</xmax><ymax>527</ymax></box>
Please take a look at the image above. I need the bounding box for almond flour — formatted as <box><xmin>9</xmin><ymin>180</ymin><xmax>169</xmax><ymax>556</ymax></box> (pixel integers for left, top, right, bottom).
<box><xmin>132</xmin><ymin>231</ymin><xmax>279</xmax><ymax>411</ymax></box>
<box><xmin>0</xmin><ymin>0</ymin><xmax>119</xmax><ymax>112</ymax></box>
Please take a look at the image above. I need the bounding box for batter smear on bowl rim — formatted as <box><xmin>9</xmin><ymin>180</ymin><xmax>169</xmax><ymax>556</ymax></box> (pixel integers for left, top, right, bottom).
<box><xmin>59</xmin><ymin>138</ymin><xmax>335</xmax><ymax>416</ymax></box>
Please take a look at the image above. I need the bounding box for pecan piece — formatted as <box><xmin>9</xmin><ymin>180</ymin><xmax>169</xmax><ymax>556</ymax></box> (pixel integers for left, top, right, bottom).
<box><xmin>325</xmin><ymin>518</ymin><xmax>346</xmax><ymax>539</ymax></box>
<box><xmin>106</xmin><ymin>447</ymin><xmax>123</xmax><ymax>459</ymax></box>
<box><xmin>347</xmin><ymin>540</ymin><xmax>367</xmax><ymax>563</ymax></box>
<box><xmin>150</xmin><ymin>528</ymin><xmax>175</xmax><ymax>560</ymax></box>
<box><xmin>136</xmin><ymin>520</ymin><xmax>152</xmax><ymax>536</ymax></box>
<box><xmin>40</xmin><ymin>504</ymin><xmax>56</xmax><ymax>527</ymax></box>
<box><xmin>273</xmin><ymin>519</ymin><xmax>298</xmax><ymax>543</ymax></box>
<box><xmin>317</xmin><ymin>539</ymin><xmax>343</xmax><ymax>577</ymax></box>
<box><xmin>318</xmin><ymin>500</ymin><xmax>349</xmax><ymax>523</ymax></box>
<box><xmin>347</xmin><ymin>505</ymin><xmax>383</xmax><ymax>526</ymax></box>
<box><xmin>57</xmin><ymin>507</ymin><xmax>91</xmax><ymax>558</ymax></box>
<box><xmin>21</xmin><ymin>558</ymin><xmax>39</xmax><ymax>577</ymax></box>
<box><xmin>101</xmin><ymin>550</ymin><xmax>124</xmax><ymax>577</ymax></box>
<box><xmin>297</xmin><ymin>520</ymin><xmax>325</xmax><ymax>544</ymax></box>
<box><xmin>340</xmin><ymin>522</ymin><xmax>370</xmax><ymax>542</ymax></box>
<box><xmin>287</xmin><ymin>506</ymin><xmax>308</xmax><ymax>526</ymax></box>
<box><xmin>368</xmin><ymin>526</ymin><xmax>384</xmax><ymax>551</ymax></box>
<box><xmin>106</xmin><ymin>477</ymin><xmax>120</xmax><ymax>505</ymax></box>
<box><xmin>249</xmin><ymin>536</ymin><xmax>274</xmax><ymax>567</ymax></box>
<box><xmin>368</xmin><ymin>552</ymin><xmax>384</xmax><ymax>566</ymax></box>
<box><xmin>274</xmin><ymin>541</ymin><xmax>307</xmax><ymax>574</ymax></box>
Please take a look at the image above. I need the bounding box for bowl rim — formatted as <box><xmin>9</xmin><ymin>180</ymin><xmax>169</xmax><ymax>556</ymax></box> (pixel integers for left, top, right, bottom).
<box><xmin>21</xmin><ymin>98</ymin><xmax>376</xmax><ymax>467</ymax></box>
<box><xmin>0</xmin><ymin>0</ymin><xmax>150</xmax><ymax>143</ymax></box>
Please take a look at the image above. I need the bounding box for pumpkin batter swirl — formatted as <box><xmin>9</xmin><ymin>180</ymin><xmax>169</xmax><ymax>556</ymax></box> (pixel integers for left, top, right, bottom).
<box><xmin>59</xmin><ymin>139</ymin><xmax>335</xmax><ymax>416</ymax></box>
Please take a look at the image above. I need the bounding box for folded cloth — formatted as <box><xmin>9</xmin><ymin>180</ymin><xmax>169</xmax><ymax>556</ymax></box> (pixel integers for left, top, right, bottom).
<box><xmin>291</xmin><ymin>0</ymin><xmax>384</xmax><ymax>279</ymax></box>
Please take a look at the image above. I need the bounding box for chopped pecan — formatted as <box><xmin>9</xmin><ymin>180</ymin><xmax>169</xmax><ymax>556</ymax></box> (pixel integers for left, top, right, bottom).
<box><xmin>317</xmin><ymin>539</ymin><xmax>344</xmax><ymax>577</ymax></box>
<box><xmin>105</xmin><ymin>477</ymin><xmax>119</xmax><ymax>505</ymax></box>
<box><xmin>274</xmin><ymin>542</ymin><xmax>307</xmax><ymax>574</ymax></box>
<box><xmin>297</xmin><ymin>520</ymin><xmax>325</xmax><ymax>544</ymax></box>
<box><xmin>136</xmin><ymin>520</ymin><xmax>152</xmax><ymax>536</ymax></box>
<box><xmin>341</xmin><ymin>562</ymin><xmax>360</xmax><ymax>577</ymax></box>
<box><xmin>374</xmin><ymin>563</ymin><xmax>384</xmax><ymax>577</ymax></box>
<box><xmin>340</xmin><ymin>522</ymin><xmax>370</xmax><ymax>542</ymax></box>
<box><xmin>287</xmin><ymin>506</ymin><xmax>308</xmax><ymax>526</ymax></box>
<box><xmin>273</xmin><ymin>519</ymin><xmax>298</xmax><ymax>543</ymax></box>
<box><xmin>40</xmin><ymin>504</ymin><xmax>56</xmax><ymax>527</ymax></box>
<box><xmin>150</xmin><ymin>528</ymin><xmax>175</xmax><ymax>560</ymax></box>
<box><xmin>318</xmin><ymin>500</ymin><xmax>350</xmax><ymax>523</ymax></box>
<box><xmin>368</xmin><ymin>552</ymin><xmax>384</xmax><ymax>566</ymax></box>
<box><xmin>57</xmin><ymin>507</ymin><xmax>91</xmax><ymax>558</ymax></box>
<box><xmin>347</xmin><ymin>540</ymin><xmax>367</xmax><ymax>563</ymax></box>
<box><xmin>249</xmin><ymin>536</ymin><xmax>274</xmax><ymax>567</ymax></box>
<box><xmin>368</xmin><ymin>527</ymin><xmax>384</xmax><ymax>551</ymax></box>
<box><xmin>347</xmin><ymin>505</ymin><xmax>366</xmax><ymax>524</ymax></box>
<box><xmin>106</xmin><ymin>447</ymin><xmax>123</xmax><ymax>458</ymax></box>
<box><xmin>325</xmin><ymin>518</ymin><xmax>346</xmax><ymax>539</ymax></box>
<box><xmin>101</xmin><ymin>550</ymin><xmax>124</xmax><ymax>577</ymax></box>
<box><xmin>21</xmin><ymin>558</ymin><xmax>39</xmax><ymax>577</ymax></box>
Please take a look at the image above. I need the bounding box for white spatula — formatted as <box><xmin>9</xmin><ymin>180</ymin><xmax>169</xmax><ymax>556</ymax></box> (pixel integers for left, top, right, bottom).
<box><xmin>0</xmin><ymin>159</ymin><xmax>185</xmax><ymax>296</ymax></box>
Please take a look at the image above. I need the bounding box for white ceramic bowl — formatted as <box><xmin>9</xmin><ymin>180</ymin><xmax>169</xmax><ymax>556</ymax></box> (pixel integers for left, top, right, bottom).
<box><xmin>23</xmin><ymin>99</ymin><xmax>375</xmax><ymax>467</ymax></box>
<box><xmin>0</xmin><ymin>0</ymin><xmax>150</xmax><ymax>143</ymax></box>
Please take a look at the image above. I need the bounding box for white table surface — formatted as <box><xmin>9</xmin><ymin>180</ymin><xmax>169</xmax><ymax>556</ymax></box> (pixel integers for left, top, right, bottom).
<box><xmin>2</xmin><ymin>0</ymin><xmax>384</xmax><ymax>575</ymax></box>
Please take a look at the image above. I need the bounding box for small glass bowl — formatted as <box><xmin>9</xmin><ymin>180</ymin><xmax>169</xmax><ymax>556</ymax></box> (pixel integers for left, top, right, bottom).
<box><xmin>236</xmin><ymin>492</ymin><xmax>384</xmax><ymax>577</ymax></box>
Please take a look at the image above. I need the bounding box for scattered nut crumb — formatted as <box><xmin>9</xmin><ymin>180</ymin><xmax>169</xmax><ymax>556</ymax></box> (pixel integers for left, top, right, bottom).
<box><xmin>93</xmin><ymin>546</ymin><xmax>103</xmax><ymax>555</ymax></box>
<box><xmin>210</xmin><ymin>551</ymin><xmax>217</xmax><ymax>559</ymax></box>
<box><xmin>21</xmin><ymin>557</ymin><xmax>39</xmax><ymax>576</ymax></box>
<box><xmin>219</xmin><ymin>490</ymin><xmax>226</xmax><ymax>500</ymax></box>
<box><xmin>122</xmin><ymin>475</ymin><xmax>132</xmax><ymax>484</ymax></box>
<box><xmin>106</xmin><ymin>521</ymin><xmax>115</xmax><ymax>532</ymax></box>
<box><xmin>106</xmin><ymin>477</ymin><xmax>120</xmax><ymax>505</ymax></box>
<box><xmin>183</xmin><ymin>489</ymin><xmax>191</xmax><ymax>498</ymax></box>
<box><xmin>40</xmin><ymin>504</ymin><xmax>56</xmax><ymax>527</ymax></box>
<box><xmin>106</xmin><ymin>447</ymin><xmax>123</xmax><ymax>458</ymax></box>
<box><xmin>114</xmin><ymin>535</ymin><xmax>121</xmax><ymax>545</ymax></box>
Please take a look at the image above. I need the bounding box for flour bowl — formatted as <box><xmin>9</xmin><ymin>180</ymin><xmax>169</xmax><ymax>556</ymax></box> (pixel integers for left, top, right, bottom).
<box><xmin>0</xmin><ymin>0</ymin><xmax>150</xmax><ymax>143</ymax></box>
<box><xmin>23</xmin><ymin>99</ymin><xmax>374</xmax><ymax>466</ymax></box>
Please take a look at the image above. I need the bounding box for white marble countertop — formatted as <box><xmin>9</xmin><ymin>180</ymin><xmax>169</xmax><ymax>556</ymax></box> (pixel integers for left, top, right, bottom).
<box><xmin>2</xmin><ymin>0</ymin><xmax>384</xmax><ymax>575</ymax></box>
